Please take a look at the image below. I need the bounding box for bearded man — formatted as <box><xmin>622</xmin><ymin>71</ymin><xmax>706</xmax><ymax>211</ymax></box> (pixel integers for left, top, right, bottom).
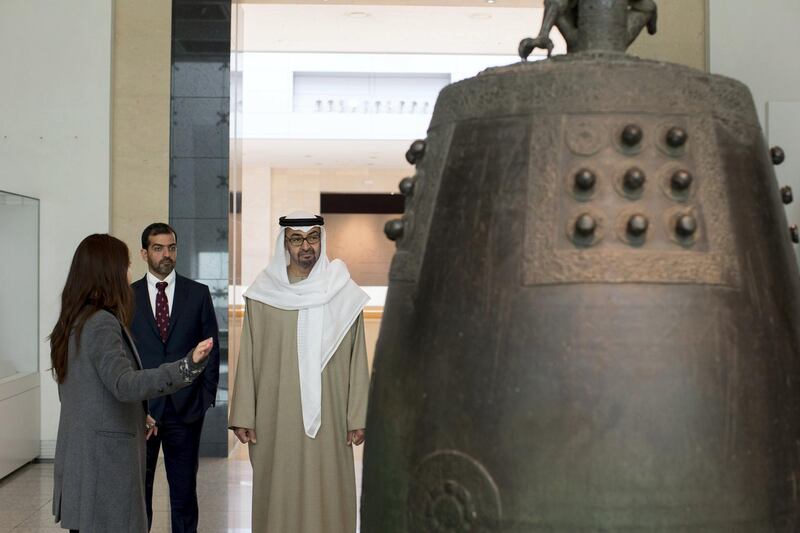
<box><xmin>229</xmin><ymin>211</ymin><xmax>370</xmax><ymax>533</ymax></box>
<box><xmin>130</xmin><ymin>222</ymin><xmax>220</xmax><ymax>533</ymax></box>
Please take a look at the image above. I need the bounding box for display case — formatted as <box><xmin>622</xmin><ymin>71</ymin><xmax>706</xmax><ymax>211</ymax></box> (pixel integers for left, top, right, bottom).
<box><xmin>0</xmin><ymin>190</ymin><xmax>41</xmax><ymax>478</ymax></box>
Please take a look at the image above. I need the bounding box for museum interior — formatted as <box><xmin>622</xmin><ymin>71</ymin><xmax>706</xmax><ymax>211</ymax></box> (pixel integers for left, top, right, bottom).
<box><xmin>1</xmin><ymin>0</ymin><xmax>800</xmax><ymax>531</ymax></box>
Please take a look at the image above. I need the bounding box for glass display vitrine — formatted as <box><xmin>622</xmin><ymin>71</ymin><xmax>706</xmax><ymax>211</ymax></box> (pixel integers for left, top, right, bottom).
<box><xmin>0</xmin><ymin>191</ymin><xmax>39</xmax><ymax>379</ymax></box>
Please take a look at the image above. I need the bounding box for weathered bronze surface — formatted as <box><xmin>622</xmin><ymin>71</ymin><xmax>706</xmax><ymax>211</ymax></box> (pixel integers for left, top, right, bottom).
<box><xmin>519</xmin><ymin>0</ymin><xmax>657</xmax><ymax>59</ymax></box>
<box><xmin>363</xmin><ymin>2</ymin><xmax>800</xmax><ymax>531</ymax></box>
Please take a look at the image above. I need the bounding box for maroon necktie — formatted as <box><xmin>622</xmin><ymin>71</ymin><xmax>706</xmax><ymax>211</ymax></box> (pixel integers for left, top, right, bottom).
<box><xmin>155</xmin><ymin>281</ymin><xmax>170</xmax><ymax>343</ymax></box>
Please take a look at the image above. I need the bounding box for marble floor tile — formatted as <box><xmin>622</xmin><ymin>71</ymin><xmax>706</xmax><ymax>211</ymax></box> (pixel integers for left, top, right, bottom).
<box><xmin>0</xmin><ymin>442</ymin><xmax>365</xmax><ymax>532</ymax></box>
<box><xmin>0</xmin><ymin>510</ymin><xmax>37</xmax><ymax>529</ymax></box>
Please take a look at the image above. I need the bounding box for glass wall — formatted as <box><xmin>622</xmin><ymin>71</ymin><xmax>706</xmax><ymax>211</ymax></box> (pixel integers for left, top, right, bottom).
<box><xmin>169</xmin><ymin>0</ymin><xmax>232</xmax><ymax>457</ymax></box>
<box><xmin>0</xmin><ymin>191</ymin><xmax>39</xmax><ymax>379</ymax></box>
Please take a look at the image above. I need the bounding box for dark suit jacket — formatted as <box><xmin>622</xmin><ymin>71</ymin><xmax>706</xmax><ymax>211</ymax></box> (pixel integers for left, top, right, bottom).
<box><xmin>131</xmin><ymin>273</ymin><xmax>220</xmax><ymax>423</ymax></box>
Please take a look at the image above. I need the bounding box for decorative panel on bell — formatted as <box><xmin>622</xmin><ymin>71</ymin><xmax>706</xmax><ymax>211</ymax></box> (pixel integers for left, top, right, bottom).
<box><xmin>525</xmin><ymin>114</ymin><xmax>740</xmax><ymax>288</ymax></box>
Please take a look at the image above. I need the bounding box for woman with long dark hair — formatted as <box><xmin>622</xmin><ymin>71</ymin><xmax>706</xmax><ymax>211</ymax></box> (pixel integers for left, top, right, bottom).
<box><xmin>49</xmin><ymin>234</ymin><xmax>213</xmax><ymax>533</ymax></box>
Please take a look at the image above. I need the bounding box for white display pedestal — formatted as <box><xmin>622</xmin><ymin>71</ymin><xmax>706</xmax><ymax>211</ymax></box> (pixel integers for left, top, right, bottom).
<box><xmin>0</xmin><ymin>372</ymin><xmax>40</xmax><ymax>479</ymax></box>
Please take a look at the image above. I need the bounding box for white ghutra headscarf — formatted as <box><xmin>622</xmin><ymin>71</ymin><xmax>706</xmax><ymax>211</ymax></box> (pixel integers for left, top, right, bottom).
<box><xmin>244</xmin><ymin>211</ymin><xmax>369</xmax><ymax>438</ymax></box>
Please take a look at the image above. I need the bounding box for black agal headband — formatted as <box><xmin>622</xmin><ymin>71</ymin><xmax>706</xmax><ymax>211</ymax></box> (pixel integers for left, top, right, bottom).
<box><xmin>279</xmin><ymin>215</ymin><xmax>324</xmax><ymax>227</ymax></box>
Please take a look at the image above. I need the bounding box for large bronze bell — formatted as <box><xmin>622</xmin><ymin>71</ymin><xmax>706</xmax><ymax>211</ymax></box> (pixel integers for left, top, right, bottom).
<box><xmin>362</xmin><ymin>0</ymin><xmax>800</xmax><ymax>531</ymax></box>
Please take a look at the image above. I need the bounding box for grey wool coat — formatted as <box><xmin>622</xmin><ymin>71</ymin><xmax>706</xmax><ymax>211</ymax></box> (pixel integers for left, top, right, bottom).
<box><xmin>52</xmin><ymin>309</ymin><xmax>205</xmax><ymax>532</ymax></box>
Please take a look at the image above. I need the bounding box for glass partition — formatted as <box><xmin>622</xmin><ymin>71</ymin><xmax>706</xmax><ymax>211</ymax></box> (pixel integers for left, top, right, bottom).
<box><xmin>169</xmin><ymin>0</ymin><xmax>232</xmax><ymax>457</ymax></box>
<box><xmin>0</xmin><ymin>191</ymin><xmax>39</xmax><ymax>379</ymax></box>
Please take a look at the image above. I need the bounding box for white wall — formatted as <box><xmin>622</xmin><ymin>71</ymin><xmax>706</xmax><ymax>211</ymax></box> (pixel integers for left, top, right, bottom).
<box><xmin>241</xmin><ymin>52</ymin><xmax>523</xmax><ymax>141</ymax></box>
<box><xmin>709</xmin><ymin>0</ymin><xmax>800</xmax><ymax>266</ymax></box>
<box><xmin>0</xmin><ymin>0</ymin><xmax>113</xmax><ymax>457</ymax></box>
<box><xmin>708</xmin><ymin>0</ymin><xmax>800</xmax><ymax>127</ymax></box>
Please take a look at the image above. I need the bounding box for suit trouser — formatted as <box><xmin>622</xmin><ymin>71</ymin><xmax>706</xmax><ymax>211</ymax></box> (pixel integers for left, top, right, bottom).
<box><xmin>145</xmin><ymin>399</ymin><xmax>205</xmax><ymax>533</ymax></box>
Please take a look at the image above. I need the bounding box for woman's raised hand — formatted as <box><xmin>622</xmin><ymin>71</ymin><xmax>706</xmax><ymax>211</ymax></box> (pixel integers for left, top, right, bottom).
<box><xmin>192</xmin><ymin>338</ymin><xmax>214</xmax><ymax>364</ymax></box>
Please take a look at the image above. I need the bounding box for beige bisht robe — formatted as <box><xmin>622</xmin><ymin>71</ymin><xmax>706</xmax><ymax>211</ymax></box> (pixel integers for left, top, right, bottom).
<box><xmin>229</xmin><ymin>296</ymin><xmax>370</xmax><ymax>533</ymax></box>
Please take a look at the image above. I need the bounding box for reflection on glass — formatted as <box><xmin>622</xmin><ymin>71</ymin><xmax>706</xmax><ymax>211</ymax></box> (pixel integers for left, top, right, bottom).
<box><xmin>169</xmin><ymin>0</ymin><xmax>232</xmax><ymax>456</ymax></box>
<box><xmin>0</xmin><ymin>191</ymin><xmax>39</xmax><ymax>379</ymax></box>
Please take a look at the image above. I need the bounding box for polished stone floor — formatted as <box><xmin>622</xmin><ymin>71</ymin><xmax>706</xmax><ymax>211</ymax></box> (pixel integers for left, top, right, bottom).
<box><xmin>0</xmin><ymin>443</ymin><xmax>364</xmax><ymax>532</ymax></box>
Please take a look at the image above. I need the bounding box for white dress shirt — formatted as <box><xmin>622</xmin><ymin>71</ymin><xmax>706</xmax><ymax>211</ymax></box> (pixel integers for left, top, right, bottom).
<box><xmin>146</xmin><ymin>270</ymin><xmax>176</xmax><ymax>317</ymax></box>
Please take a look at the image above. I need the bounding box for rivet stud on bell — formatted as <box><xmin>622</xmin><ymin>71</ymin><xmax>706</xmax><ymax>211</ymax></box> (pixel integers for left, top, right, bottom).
<box><xmin>575</xmin><ymin>214</ymin><xmax>597</xmax><ymax>237</ymax></box>
<box><xmin>771</xmin><ymin>146</ymin><xmax>785</xmax><ymax>166</ymax></box>
<box><xmin>399</xmin><ymin>177</ymin><xmax>416</xmax><ymax>196</ymax></box>
<box><xmin>384</xmin><ymin>219</ymin><xmax>404</xmax><ymax>241</ymax></box>
<box><xmin>574</xmin><ymin>169</ymin><xmax>596</xmax><ymax>191</ymax></box>
<box><xmin>406</xmin><ymin>140</ymin><xmax>427</xmax><ymax>165</ymax></box>
<box><xmin>782</xmin><ymin>186</ymin><xmax>794</xmax><ymax>205</ymax></box>
<box><xmin>627</xmin><ymin>214</ymin><xmax>649</xmax><ymax>237</ymax></box>
<box><xmin>671</xmin><ymin>170</ymin><xmax>693</xmax><ymax>191</ymax></box>
<box><xmin>624</xmin><ymin>168</ymin><xmax>646</xmax><ymax>191</ymax></box>
<box><xmin>666</xmin><ymin>127</ymin><xmax>688</xmax><ymax>148</ymax></box>
<box><xmin>676</xmin><ymin>214</ymin><xmax>697</xmax><ymax>238</ymax></box>
<box><xmin>621</xmin><ymin>124</ymin><xmax>643</xmax><ymax>147</ymax></box>
<box><xmin>791</xmin><ymin>225</ymin><xmax>800</xmax><ymax>244</ymax></box>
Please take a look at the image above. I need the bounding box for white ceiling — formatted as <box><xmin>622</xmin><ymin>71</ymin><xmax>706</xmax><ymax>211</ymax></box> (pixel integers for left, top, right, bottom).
<box><xmin>237</xmin><ymin>3</ymin><xmax>552</xmax><ymax>169</ymax></box>
<box><xmin>240</xmin><ymin>0</ymin><xmax>544</xmax><ymax>7</ymax></box>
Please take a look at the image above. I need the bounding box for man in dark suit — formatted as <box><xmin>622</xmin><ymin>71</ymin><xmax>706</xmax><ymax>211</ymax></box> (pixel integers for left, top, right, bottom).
<box><xmin>131</xmin><ymin>223</ymin><xmax>220</xmax><ymax>533</ymax></box>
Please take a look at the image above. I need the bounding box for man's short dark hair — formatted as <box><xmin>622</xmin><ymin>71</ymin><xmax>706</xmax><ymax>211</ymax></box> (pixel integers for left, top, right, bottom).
<box><xmin>141</xmin><ymin>223</ymin><xmax>177</xmax><ymax>250</ymax></box>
